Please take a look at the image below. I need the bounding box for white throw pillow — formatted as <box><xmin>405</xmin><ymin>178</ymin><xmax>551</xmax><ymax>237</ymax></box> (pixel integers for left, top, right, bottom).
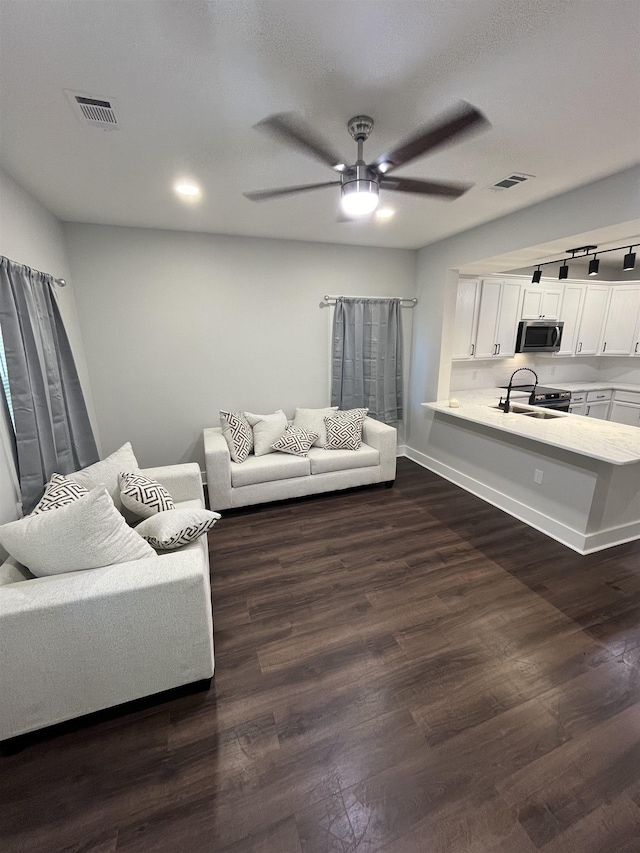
<box><xmin>32</xmin><ymin>473</ymin><xmax>89</xmax><ymax>514</ymax></box>
<box><xmin>244</xmin><ymin>410</ymin><xmax>288</xmax><ymax>457</ymax></box>
<box><xmin>271</xmin><ymin>426</ymin><xmax>319</xmax><ymax>458</ymax></box>
<box><xmin>119</xmin><ymin>472</ymin><xmax>175</xmax><ymax>519</ymax></box>
<box><xmin>67</xmin><ymin>442</ymin><xmax>140</xmax><ymax>514</ymax></box>
<box><xmin>0</xmin><ymin>487</ymin><xmax>155</xmax><ymax>577</ymax></box>
<box><xmin>135</xmin><ymin>508</ymin><xmax>221</xmax><ymax>550</ymax></box>
<box><xmin>292</xmin><ymin>406</ymin><xmax>338</xmax><ymax>447</ymax></box>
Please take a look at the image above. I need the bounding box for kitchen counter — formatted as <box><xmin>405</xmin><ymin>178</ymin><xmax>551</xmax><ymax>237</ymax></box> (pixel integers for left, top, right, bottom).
<box><xmin>417</xmin><ymin>384</ymin><xmax>640</xmax><ymax>553</ymax></box>
<box><xmin>559</xmin><ymin>382</ymin><xmax>640</xmax><ymax>394</ymax></box>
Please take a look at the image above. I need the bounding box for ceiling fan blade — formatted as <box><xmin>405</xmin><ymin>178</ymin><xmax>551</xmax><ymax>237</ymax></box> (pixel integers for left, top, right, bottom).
<box><xmin>244</xmin><ymin>181</ymin><xmax>341</xmax><ymax>202</ymax></box>
<box><xmin>255</xmin><ymin>112</ymin><xmax>347</xmax><ymax>172</ymax></box>
<box><xmin>379</xmin><ymin>176</ymin><xmax>472</xmax><ymax>199</ymax></box>
<box><xmin>371</xmin><ymin>102</ymin><xmax>489</xmax><ymax>174</ymax></box>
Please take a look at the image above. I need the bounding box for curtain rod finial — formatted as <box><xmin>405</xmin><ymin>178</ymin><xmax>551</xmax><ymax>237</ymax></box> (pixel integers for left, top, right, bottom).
<box><xmin>55</xmin><ymin>278</ymin><xmax>67</xmax><ymax>287</ymax></box>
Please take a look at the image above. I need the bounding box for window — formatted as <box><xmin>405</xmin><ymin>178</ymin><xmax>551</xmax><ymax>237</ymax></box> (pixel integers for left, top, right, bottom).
<box><xmin>0</xmin><ymin>324</ymin><xmax>15</xmax><ymax>429</ymax></box>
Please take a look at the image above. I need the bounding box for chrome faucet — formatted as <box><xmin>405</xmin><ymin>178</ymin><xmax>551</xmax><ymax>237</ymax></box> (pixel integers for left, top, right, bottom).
<box><xmin>499</xmin><ymin>367</ymin><xmax>539</xmax><ymax>413</ymax></box>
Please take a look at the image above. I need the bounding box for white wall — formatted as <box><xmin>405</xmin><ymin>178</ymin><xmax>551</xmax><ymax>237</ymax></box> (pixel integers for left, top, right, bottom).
<box><xmin>0</xmin><ymin>167</ymin><xmax>97</xmax><ymax>525</ymax></box>
<box><xmin>63</xmin><ymin>224</ymin><xmax>416</xmax><ymax>470</ymax></box>
<box><xmin>409</xmin><ymin>165</ymin><xmax>640</xmax><ymax>455</ymax></box>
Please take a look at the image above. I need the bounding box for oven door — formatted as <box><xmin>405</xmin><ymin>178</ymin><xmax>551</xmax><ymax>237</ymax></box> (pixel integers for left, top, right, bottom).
<box><xmin>530</xmin><ymin>398</ymin><xmax>570</xmax><ymax>412</ymax></box>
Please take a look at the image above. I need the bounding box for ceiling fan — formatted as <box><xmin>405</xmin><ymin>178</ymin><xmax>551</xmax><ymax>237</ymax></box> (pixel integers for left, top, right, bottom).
<box><xmin>244</xmin><ymin>102</ymin><xmax>490</xmax><ymax>218</ymax></box>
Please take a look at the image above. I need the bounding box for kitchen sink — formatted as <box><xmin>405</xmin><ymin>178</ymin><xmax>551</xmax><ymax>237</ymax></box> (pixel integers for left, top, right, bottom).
<box><xmin>492</xmin><ymin>404</ymin><xmax>565</xmax><ymax>419</ymax></box>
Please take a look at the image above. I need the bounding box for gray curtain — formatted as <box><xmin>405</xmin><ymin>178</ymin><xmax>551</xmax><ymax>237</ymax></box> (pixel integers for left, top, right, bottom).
<box><xmin>331</xmin><ymin>297</ymin><xmax>403</xmax><ymax>423</ymax></box>
<box><xmin>0</xmin><ymin>257</ymin><xmax>98</xmax><ymax>513</ymax></box>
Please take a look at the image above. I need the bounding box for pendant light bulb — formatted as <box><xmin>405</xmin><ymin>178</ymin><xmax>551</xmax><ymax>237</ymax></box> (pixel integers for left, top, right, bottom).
<box><xmin>532</xmin><ymin>266</ymin><xmax>542</xmax><ymax>284</ymax></box>
<box><xmin>559</xmin><ymin>261</ymin><xmax>569</xmax><ymax>280</ymax></box>
<box><xmin>588</xmin><ymin>255</ymin><xmax>599</xmax><ymax>276</ymax></box>
<box><xmin>341</xmin><ymin>180</ymin><xmax>379</xmax><ymax>216</ymax></box>
<box><xmin>623</xmin><ymin>248</ymin><xmax>636</xmax><ymax>271</ymax></box>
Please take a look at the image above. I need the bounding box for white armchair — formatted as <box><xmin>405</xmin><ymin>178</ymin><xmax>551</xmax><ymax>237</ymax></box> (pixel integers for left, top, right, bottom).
<box><xmin>0</xmin><ymin>463</ymin><xmax>214</xmax><ymax>744</ymax></box>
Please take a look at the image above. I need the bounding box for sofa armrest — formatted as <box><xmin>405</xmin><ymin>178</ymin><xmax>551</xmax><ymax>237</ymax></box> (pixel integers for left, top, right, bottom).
<box><xmin>0</xmin><ymin>552</ymin><xmax>214</xmax><ymax>741</ymax></box>
<box><xmin>142</xmin><ymin>463</ymin><xmax>204</xmax><ymax>505</ymax></box>
<box><xmin>362</xmin><ymin>417</ymin><xmax>397</xmax><ymax>482</ymax></box>
<box><xmin>204</xmin><ymin>428</ymin><xmax>232</xmax><ymax>511</ymax></box>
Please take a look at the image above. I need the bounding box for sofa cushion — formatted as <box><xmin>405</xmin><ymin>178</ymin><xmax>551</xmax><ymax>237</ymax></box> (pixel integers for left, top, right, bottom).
<box><xmin>292</xmin><ymin>406</ymin><xmax>338</xmax><ymax>447</ymax></box>
<box><xmin>67</xmin><ymin>442</ymin><xmax>140</xmax><ymax>514</ymax></box>
<box><xmin>0</xmin><ymin>557</ymin><xmax>35</xmax><ymax>586</ymax></box>
<box><xmin>245</xmin><ymin>410</ymin><xmax>288</xmax><ymax>457</ymax></box>
<box><xmin>308</xmin><ymin>443</ymin><xmax>380</xmax><ymax>474</ymax></box>
<box><xmin>231</xmin><ymin>453</ymin><xmax>310</xmax><ymax>487</ymax></box>
<box><xmin>220</xmin><ymin>411</ymin><xmax>254</xmax><ymax>463</ymax></box>
<box><xmin>119</xmin><ymin>472</ymin><xmax>175</xmax><ymax>519</ymax></box>
<box><xmin>135</xmin><ymin>507</ymin><xmax>220</xmax><ymax>550</ymax></box>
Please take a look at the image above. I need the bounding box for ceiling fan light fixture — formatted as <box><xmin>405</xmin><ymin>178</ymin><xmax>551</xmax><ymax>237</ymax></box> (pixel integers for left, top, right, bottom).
<box><xmin>341</xmin><ymin>180</ymin><xmax>379</xmax><ymax>216</ymax></box>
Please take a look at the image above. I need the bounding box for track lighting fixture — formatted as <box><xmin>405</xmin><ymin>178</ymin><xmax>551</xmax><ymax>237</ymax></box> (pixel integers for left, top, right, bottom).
<box><xmin>623</xmin><ymin>248</ymin><xmax>636</xmax><ymax>271</ymax></box>
<box><xmin>530</xmin><ymin>242</ymin><xmax>638</xmax><ymax>280</ymax></box>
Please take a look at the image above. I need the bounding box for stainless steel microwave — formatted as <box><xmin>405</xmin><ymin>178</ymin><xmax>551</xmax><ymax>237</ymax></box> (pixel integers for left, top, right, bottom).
<box><xmin>515</xmin><ymin>320</ymin><xmax>564</xmax><ymax>353</ymax></box>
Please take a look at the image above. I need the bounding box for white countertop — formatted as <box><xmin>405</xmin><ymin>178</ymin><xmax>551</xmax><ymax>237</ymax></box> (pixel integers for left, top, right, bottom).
<box><xmin>423</xmin><ymin>387</ymin><xmax>640</xmax><ymax>465</ymax></box>
<box><xmin>558</xmin><ymin>382</ymin><xmax>640</xmax><ymax>394</ymax></box>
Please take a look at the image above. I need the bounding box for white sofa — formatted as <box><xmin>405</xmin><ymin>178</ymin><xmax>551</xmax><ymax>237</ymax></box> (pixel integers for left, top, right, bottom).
<box><xmin>205</xmin><ymin>416</ymin><xmax>397</xmax><ymax>511</ymax></box>
<box><xmin>0</xmin><ymin>463</ymin><xmax>215</xmax><ymax>745</ymax></box>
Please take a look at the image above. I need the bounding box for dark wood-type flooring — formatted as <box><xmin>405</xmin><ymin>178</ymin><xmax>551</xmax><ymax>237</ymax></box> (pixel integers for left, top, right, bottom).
<box><xmin>2</xmin><ymin>458</ymin><xmax>640</xmax><ymax>852</ymax></box>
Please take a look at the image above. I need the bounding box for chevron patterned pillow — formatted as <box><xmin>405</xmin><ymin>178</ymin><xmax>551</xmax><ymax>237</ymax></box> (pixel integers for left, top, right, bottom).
<box><xmin>135</xmin><ymin>507</ymin><xmax>221</xmax><ymax>550</ymax></box>
<box><xmin>271</xmin><ymin>426</ymin><xmax>319</xmax><ymax>458</ymax></box>
<box><xmin>324</xmin><ymin>408</ymin><xmax>369</xmax><ymax>450</ymax></box>
<box><xmin>220</xmin><ymin>411</ymin><xmax>254</xmax><ymax>463</ymax></box>
<box><xmin>118</xmin><ymin>472</ymin><xmax>175</xmax><ymax>519</ymax></box>
<box><xmin>32</xmin><ymin>473</ymin><xmax>89</xmax><ymax>514</ymax></box>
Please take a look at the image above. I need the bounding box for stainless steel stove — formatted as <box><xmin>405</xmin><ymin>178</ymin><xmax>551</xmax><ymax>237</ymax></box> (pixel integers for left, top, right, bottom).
<box><xmin>501</xmin><ymin>384</ymin><xmax>572</xmax><ymax>411</ymax></box>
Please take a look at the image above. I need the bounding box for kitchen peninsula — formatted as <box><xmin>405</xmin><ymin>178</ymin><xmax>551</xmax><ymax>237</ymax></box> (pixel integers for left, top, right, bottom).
<box><xmin>419</xmin><ymin>387</ymin><xmax>640</xmax><ymax>554</ymax></box>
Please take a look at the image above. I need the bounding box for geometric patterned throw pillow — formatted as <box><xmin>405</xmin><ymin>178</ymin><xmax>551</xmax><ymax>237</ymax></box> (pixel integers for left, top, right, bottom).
<box><xmin>118</xmin><ymin>472</ymin><xmax>175</xmax><ymax>520</ymax></box>
<box><xmin>31</xmin><ymin>473</ymin><xmax>89</xmax><ymax>514</ymax></box>
<box><xmin>220</xmin><ymin>411</ymin><xmax>254</xmax><ymax>463</ymax></box>
<box><xmin>271</xmin><ymin>426</ymin><xmax>319</xmax><ymax>458</ymax></box>
<box><xmin>324</xmin><ymin>408</ymin><xmax>369</xmax><ymax>450</ymax></box>
<box><xmin>135</xmin><ymin>507</ymin><xmax>221</xmax><ymax>550</ymax></box>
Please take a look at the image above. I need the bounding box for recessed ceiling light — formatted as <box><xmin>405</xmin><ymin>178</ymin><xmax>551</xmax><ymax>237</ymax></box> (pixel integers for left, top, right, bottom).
<box><xmin>174</xmin><ymin>182</ymin><xmax>201</xmax><ymax>198</ymax></box>
<box><xmin>375</xmin><ymin>208</ymin><xmax>395</xmax><ymax>219</ymax></box>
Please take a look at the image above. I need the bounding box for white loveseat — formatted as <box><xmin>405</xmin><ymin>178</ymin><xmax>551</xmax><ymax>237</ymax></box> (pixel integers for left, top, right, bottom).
<box><xmin>0</xmin><ymin>463</ymin><xmax>215</xmax><ymax>745</ymax></box>
<box><xmin>205</xmin><ymin>416</ymin><xmax>397</xmax><ymax>511</ymax></box>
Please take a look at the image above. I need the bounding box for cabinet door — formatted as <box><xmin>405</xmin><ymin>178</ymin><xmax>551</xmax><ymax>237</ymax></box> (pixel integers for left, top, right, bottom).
<box><xmin>609</xmin><ymin>401</ymin><xmax>640</xmax><ymax>427</ymax></box>
<box><xmin>540</xmin><ymin>289</ymin><xmax>561</xmax><ymax>319</ymax></box>
<box><xmin>521</xmin><ymin>289</ymin><xmax>543</xmax><ymax>320</ymax></box>
<box><xmin>452</xmin><ymin>279</ymin><xmax>480</xmax><ymax>359</ymax></box>
<box><xmin>494</xmin><ymin>282</ymin><xmax>522</xmax><ymax>357</ymax></box>
<box><xmin>633</xmin><ymin>312</ymin><xmax>640</xmax><ymax>357</ymax></box>
<box><xmin>600</xmin><ymin>285</ymin><xmax>640</xmax><ymax>355</ymax></box>
<box><xmin>576</xmin><ymin>286</ymin><xmax>608</xmax><ymax>355</ymax></box>
<box><xmin>585</xmin><ymin>400</ymin><xmax>610</xmax><ymax>419</ymax></box>
<box><xmin>569</xmin><ymin>403</ymin><xmax>586</xmax><ymax>416</ymax></box>
<box><xmin>557</xmin><ymin>284</ymin><xmax>584</xmax><ymax>356</ymax></box>
<box><xmin>475</xmin><ymin>280</ymin><xmax>502</xmax><ymax>358</ymax></box>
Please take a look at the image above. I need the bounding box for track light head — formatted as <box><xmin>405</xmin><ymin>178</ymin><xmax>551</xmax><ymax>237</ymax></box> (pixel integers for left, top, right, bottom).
<box><xmin>532</xmin><ymin>267</ymin><xmax>542</xmax><ymax>284</ymax></box>
<box><xmin>588</xmin><ymin>255</ymin><xmax>600</xmax><ymax>276</ymax></box>
<box><xmin>559</xmin><ymin>262</ymin><xmax>569</xmax><ymax>280</ymax></box>
<box><xmin>623</xmin><ymin>248</ymin><xmax>636</xmax><ymax>271</ymax></box>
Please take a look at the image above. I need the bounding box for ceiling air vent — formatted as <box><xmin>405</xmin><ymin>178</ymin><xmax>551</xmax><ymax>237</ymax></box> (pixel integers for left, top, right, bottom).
<box><xmin>65</xmin><ymin>90</ymin><xmax>121</xmax><ymax>130</ymax></box>
<box><xmin>488</xmin><ymin>172</ymin><xmax>534</xmax><ymax>191</ymax></box>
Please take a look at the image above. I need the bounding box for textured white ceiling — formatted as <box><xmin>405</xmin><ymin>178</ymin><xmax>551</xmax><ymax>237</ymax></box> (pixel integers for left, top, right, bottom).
<box><xmin>0</xmin><ymin>0</ymin><xmax>639</xmax><ymax>249</ymax></box>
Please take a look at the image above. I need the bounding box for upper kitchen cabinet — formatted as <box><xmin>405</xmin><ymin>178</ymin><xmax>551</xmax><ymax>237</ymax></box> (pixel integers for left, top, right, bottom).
<box><xmin>599</xmin><ymin>284</ymin><xmax>640</xmax><ymax>355</ymax></box>
<box><xmin>575</xmin><ymin>285</ymin><xmax>609</xmax><ymax>355</ymax></box>
<box><xmin>634</xmin><ymin>310</ymin><xmax>640</xmax><ymax>357</ymax></box>
<box><xmin>521</xmin><ymin>286</ymin><xmax>562</xmax><ymax>320</ymax></box>
<box><xmin>452</xmin><ymin>278</ymin><xmax>480</xmax><ymax>359</ymax></box>
<box><xmin>557</xmin><ymin>283</ymin><xmax>585</xmax><ymax>356</ymax></box>
<box><xmin>475</xmin><ymin>280</ymin><xmax>522</xmax><ymax>358</ymax></box>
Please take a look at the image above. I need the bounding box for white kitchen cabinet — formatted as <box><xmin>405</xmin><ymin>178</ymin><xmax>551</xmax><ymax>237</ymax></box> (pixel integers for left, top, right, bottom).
<box><xmin>633</xmin><ymin>312</ymin><xmax>640</xmax><ymax>357</ymax></box>
<box><xmin>521</xmin><ymin>287</ymin><xmax>561</xmax><ymax>320</ymax></box>
<box><xmin>452</xmin><ymin>278</ymin><xmax>480</xmax><ymax>359</ymax></box>
<box><xmin>585</xmin><ymin>400</ymin><xmax>610</xmax><ymax>419</ymax></box>
<box><xmin>557</xmin><ymin>284</ymin><xmax>584</xmax><ymax>356</ymax></box>
<box><xmin>609</xmin><ymin>401</ymin><xmax>640</xmax><ymax>427</ymax></box>
<box><xmin>599</xmin><ymin>285</ymin><xmax>640</xmax><ymax>355</ymax></box>
<box><xmin>475</xmin><ymin>280</ymin><xmax>522</xmax><ymax>358</ymax></box>
<box><xmin>575</xmin><ymin>285</ymin><xmax>609</xmax><ymax>355</ymax></box>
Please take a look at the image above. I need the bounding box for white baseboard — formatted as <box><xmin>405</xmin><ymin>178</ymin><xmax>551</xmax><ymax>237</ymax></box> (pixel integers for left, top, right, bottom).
<box><xmin>403</xmin><ymin>445</ymin><xmax>639</xmax><ymax>555</ymax></box>
<box><xmin>396</xmin><ymin>444</ymin><xmax>407</xmax><ymax>457</ymax></box>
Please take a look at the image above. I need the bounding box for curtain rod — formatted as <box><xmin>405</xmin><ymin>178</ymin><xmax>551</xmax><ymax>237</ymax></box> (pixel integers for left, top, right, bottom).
<box><xmin>1</xmin><ymin>255</ymin><xmax>67</xmax><ymax>287</ymax></box>
<box><xmin>323</xmin><ymin>294</ymin><xmax>417</xmax><ymax>306</ymax></box>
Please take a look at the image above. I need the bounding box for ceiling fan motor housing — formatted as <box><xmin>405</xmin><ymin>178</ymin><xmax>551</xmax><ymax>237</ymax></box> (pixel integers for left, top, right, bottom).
<box><xmin>347</xmin><ymin>115</ymin><xmax>374</xmax><ymax>141</ymax></box>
